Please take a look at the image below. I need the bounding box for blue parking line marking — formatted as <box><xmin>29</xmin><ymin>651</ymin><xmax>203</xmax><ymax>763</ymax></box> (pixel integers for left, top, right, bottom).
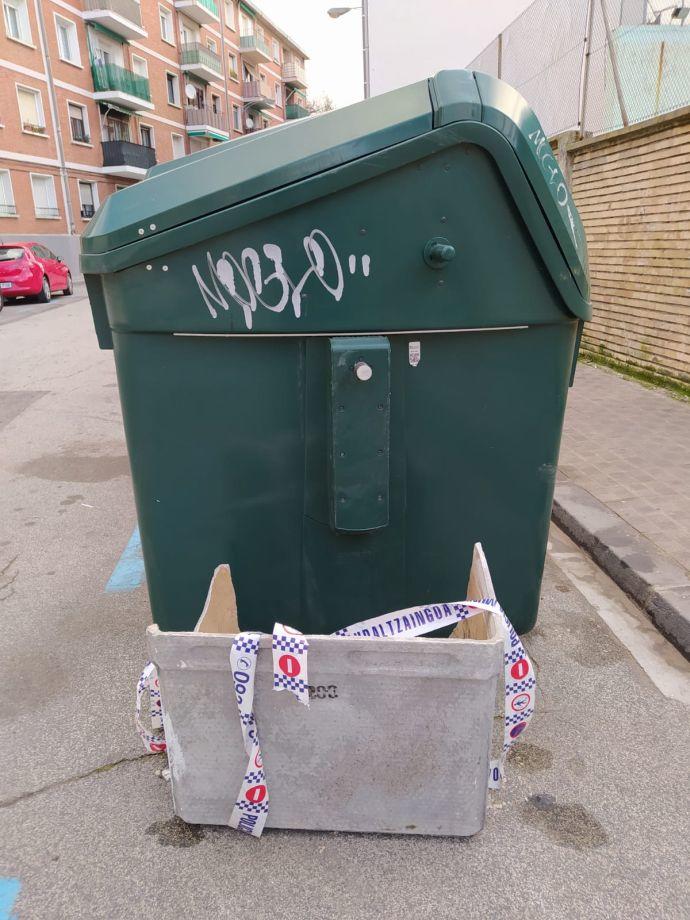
<box><xmin>106</xmin><ymin>525</ymin><xmax>146</xmax><ymax>592</ymax></box>
<box><xmin>0</xmin><ymin>878</ymin><xmax>20</xmax><ymax>920</ymax></box>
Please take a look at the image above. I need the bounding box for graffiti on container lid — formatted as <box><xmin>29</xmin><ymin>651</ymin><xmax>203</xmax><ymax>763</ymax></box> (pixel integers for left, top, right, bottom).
<box><xmin>191</xmin><ymin>228</ymin><xmax>371</xmax><ymax>330</ymax></box>
<box><xmin>527</xmin><ymin>128</ymin><xmax>579</xmax><ymax>250</ymax></box>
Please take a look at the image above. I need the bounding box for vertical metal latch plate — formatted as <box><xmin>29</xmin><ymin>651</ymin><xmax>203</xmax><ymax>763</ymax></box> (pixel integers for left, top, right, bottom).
<box><xmin>329</xmin><ymin>336</ymin><xmax>390</xmax><ymax>533</ymax></box>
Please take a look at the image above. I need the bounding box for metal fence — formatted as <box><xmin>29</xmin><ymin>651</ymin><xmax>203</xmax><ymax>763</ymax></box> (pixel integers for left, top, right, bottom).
<box><xmin>467</xmin><ymin>0</ymin><xmax>690</xmax><ymax>137</ymax></box>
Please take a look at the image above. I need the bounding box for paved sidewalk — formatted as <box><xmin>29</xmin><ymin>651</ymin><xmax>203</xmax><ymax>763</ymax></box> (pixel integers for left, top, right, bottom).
<box><xmin>555</xmin><ymin>362</ymin><xmax>690</xmax><ymax>653</ymax></box>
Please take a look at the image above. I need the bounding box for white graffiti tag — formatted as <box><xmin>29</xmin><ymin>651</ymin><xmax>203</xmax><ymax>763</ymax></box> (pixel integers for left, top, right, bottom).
<box><xmin>192</xmin><ymin>228</ymin><xmax>365</xmax><ymax>330</ymax></box>
<box><xmin>527</xmin><ymin>128</ymin><xmax>579</xmax><ymax>249</ymax></box>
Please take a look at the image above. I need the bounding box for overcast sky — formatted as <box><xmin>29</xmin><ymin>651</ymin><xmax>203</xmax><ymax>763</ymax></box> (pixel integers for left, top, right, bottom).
<box><xmin>256</xmin><ymin>0</ymin><xmax>534</xmax><ymax>108</ymax></box>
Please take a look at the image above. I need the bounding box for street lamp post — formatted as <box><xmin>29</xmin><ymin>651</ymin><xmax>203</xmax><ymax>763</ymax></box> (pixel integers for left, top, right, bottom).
<box><xmin>328</xmin><ymin>3</ymin><xmax>370</xmax><ymax>99</ymax></box>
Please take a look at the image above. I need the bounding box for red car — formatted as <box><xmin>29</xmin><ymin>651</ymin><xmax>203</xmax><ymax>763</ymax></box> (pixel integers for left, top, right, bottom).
<box><xmin>0</xmin><ymin>242</ymin><xmax>73</xmax><ymax>309</ymax></box>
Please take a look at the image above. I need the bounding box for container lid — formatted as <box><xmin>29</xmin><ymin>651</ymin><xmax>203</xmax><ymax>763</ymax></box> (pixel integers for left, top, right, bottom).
<box><xmin>81</xmin><ymin>70</ymin><xmax>589</xmax><ymax>315</ymax></box>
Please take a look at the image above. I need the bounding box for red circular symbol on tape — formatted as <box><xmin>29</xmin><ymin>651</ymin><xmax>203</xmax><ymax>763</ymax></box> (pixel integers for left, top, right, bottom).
<box><xmin>246</xmin><ymin>784</ymin><xmax>267</xmax><ymax>803</ymax></box>
<box><xmin>511</xmin><ymin>693</ymin><xmax>531</xmax><ymax>712</ymax></box>
<box><xmin>282</xmin><ymin>625</ymin><xmax>302</xmax><ymax>635</ymax></box>
<box><xmin>149</xmin><ymin>742</ymin><xmax>167</xmax><ymax>753</ymax></box>
<box><xmin>509</xmin><ymin>722</ymin><xmax>527</xmax><ymax>739</ymax></box>
<box><xmin>279</xmin><ymin>653</ymin><xmax>301</xmax><ymax>677</ymax></box>
<box><xmin>254</xmin><ymin>750</ymin><xmax>263</xmax><ymax>769</ymax></box>
<box><xmin>510</xmin><ymin>658</ymin><xmax>529</xmax><ymax>680</ymax></box>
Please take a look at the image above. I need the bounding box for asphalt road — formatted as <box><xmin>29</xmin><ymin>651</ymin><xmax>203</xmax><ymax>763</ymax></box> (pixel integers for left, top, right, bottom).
<box><xmin>0</xmin><ymin>296</ymin><xmax>688</xmax><ymax>919</ymax></box>
<box><xmin>0</xmin><ymin>284</ymin><xmax>86</xmax><ymax>328</ymax></box>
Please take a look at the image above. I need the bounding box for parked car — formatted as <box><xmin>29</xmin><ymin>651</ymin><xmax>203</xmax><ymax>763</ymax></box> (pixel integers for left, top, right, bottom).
<box><xmin>0</xmin><ymin>242</ymin><xmax>73</xmax><ymax>310</ymax></box>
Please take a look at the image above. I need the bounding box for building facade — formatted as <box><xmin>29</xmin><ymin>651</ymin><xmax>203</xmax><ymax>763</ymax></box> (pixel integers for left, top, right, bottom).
<box><xmin>0</xmin><ymin>0</ymin><xmax>308</xmax><ymax>271</ymax></box>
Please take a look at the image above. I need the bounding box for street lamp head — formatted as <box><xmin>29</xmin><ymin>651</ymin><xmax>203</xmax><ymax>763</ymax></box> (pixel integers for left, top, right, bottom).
<box><xmin>328</xmin><ymin>6</ymin><xmax>357</xmax><ymax>18</ymax></box>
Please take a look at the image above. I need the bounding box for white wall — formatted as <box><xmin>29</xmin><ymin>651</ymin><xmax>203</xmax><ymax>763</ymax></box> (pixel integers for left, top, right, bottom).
<box><xmin>368</xmin><ymin>0</ymin><xmax>535</xmax><ymax>96</ymax></box>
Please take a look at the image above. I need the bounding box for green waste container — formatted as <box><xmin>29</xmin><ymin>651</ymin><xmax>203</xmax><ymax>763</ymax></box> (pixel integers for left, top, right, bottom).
<box><xmin>81</xmin><ymin>70</ymin><xmax>590</xmax><ymax>634</ymax></box>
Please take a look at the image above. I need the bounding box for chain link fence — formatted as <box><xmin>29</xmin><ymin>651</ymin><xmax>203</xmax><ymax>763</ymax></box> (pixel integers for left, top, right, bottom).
<box><xmin>467</xmin><ymin>0</ymin><xmax>690</xmax><ymax>137</ymax></box>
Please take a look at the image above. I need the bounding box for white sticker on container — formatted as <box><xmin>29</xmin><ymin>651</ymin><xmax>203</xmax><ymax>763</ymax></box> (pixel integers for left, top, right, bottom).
<box><xmin>408</xmin><ymin>341</ymin><xmax>421</xmax><ymax>367</ymax></box>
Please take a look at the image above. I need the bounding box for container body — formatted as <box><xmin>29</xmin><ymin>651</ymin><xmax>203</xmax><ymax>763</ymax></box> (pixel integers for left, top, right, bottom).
<box><xmin>148</xmin><ymin>627</ymin><xmax>504</xmax><ymax>835</ymax></box>
<box><xmin>115</xmin><ymin>321</ymin><xmax>575</xmax><ymax>634</ymax></box>
<box><xmin>84</xmin><ymin>75</ymin><xmax>589</xmax><ymax>635</ymax></box>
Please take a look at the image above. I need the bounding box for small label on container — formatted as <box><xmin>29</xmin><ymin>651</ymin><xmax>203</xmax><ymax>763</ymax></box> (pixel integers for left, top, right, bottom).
<box><xmin>409</xmin><ymin>341</ymin><xmax>421</xmax><ymax>367</ymax></box>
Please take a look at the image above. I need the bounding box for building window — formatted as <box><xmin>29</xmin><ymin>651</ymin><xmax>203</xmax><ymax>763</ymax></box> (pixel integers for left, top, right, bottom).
<box><xmin>30</xmin><ymin>173</ymin><xmax>59</xmax><ymax>219</ymax></box>
<box><xmin>131</xmin><ymin>54</ymin><xmax>148</xmax><ymax>79</ymax></box>
<box><xmin>55</xmin><ymin>14</ymin><xmax>80</xmax><ymax>65</ymax></box>
<box><xmin>232</xmin><ymin>104</ymin><xmax>240</xmax><ymax>131</ymax></box>
<box><xmin>17</xmin><ymin>85</ymin><xmax>46</xmax><ymax>134</ymax></box>
<box><xmin>275</xmin><ymin>82</ymin><xmax>282</xmax><ymax>107</ymax></box>
<box><xmin>211</xmin><ymin>93</ymin><xmax>220</xmax><ymax>114</ymax></box>
<box><xmin>0</xmin><ymin>170</ymin><xmax>16</xmax><ymax>217</ymax></box>
<box><xmin>272</xmin><ymin>39</ymin><xmax>279</xmax><ymax>62</ymax></box>
<box><xmin>228</xmin><ymin>52</ymin><xmax>237</xmax><ymax>80</ymax></box>
<box><xmin>171</xmin><ymin>133</ymin><xmax>185</xmax><ymax>159</ymax></box>
<box><xmin>262</xmin><ymin>117</ymin><xmax>269</xmax><ymax>130</ymax></box>
<box><xmin>166</xmin><ymin>72</ymin><xmax>180</xmax><ymax>106</ymax></box>
<box><xmin>224</xmin><ymin>0</ymin><xmax>235</xmax><ymax>29</ymax></box>
<box><xmin>140</xmin><ymin>124</ymin><xmax>154</xmax><ymax>147</ymax></box>
<box><xmin>104</xmin><ymin>114</ymin><xmax>130</xmax><ymax>142</ymax></box>
<box><xmin>159</xmin><ymin>5</ymin><xmax>174</xmax><ymax>44</ymax></box>
<box><xmin>239</xmin><ymin>11</ymin><xmax>252</xmax><ymax>36</ymax></box>
<box><xmin>68</xmin><ymin>102</ymin><xmax>89</xmax><ymax>143</ymax></box>
<box><xmin>180</xmin><ymin>18</ymin><xmax>196</xmax><ymax>45</ymax></box>
<box><xmin>78</xmin><ymin>180</ymin><xmax>98</xmax><ymax>219</ymax></box>
<box><xmin>207</xmin><ymin>37</ymin><xmax>217</xmax><ymax>53</ymax></box>
<box><xmin>3</xmin><ymin>0</ymin><xmax>31</xmax><ymax>44</ymax></box>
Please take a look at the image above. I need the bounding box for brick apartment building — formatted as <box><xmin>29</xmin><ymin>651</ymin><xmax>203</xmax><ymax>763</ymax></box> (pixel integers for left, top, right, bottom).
<box><xmin>0</xmin><ymin>0</ymin><xmax>308</xmax><ymax>272</ymax></box>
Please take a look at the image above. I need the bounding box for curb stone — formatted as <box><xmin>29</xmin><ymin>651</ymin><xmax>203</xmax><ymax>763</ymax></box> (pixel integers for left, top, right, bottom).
<box><xmin>552</xmin><ymin>479</ymin><xmax>690</xmax><ymax>659</ymax></box>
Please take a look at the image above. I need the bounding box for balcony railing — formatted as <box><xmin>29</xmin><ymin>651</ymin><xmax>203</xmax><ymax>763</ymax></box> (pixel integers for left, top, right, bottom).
<box><xmin>36</xmin><ymin>207</ymin><xmax>60</xmax><ymax>219</ymax></box>
<box><xmin>282</xmin><ymin>62</ymin><xmax>306</xmax><ymax>86</ymax></box>
<box><xmin>286</xmin><ymin>103</ymin><xmax>309</xmax><ymax>120</ymax></box>
<box><xmin>102</xmin><ymin>139</ymin><xmax>156</xmax><ymax>170</ymax></box>
<box><xmin>83</xmin><ymin>0</ymin><xmax>143</xmax><ymax>28</ymax></box>
<box><xmin>91</xmin><ymin>61</ymin><xmax>151</xmax><ymax>103</ymax></box>
<box><xmin>242</xmin><ymin>80</ymin><xmax>272</xmax><ymax>105</ymax></box>
<box><xmin>184</xmin><ymin>105</ymin><xmax>229</xmax><ymax>133</ymax></box>
<box><xmin>180</xmin><ymin>41</ymin><xmax>222</xmax><ymax>75</ymax></box>
<box><xmin>81</xmin><ymin>204</ymin><xmax>96</xmax><ymax>219</ymax></box>
<box><xmin>196</xmin><ymin>0</ymin><xmax>218</xmax><ymax>14</ymax></box>
<box><xmin>0</xmin><ymin>204</ymin><xmax>17</xmax><ymax>216</ymax></box>
<box><xmin>240</xmin><ymin>33</ymin><xmax>271</xmax><ymax>57</ymax></box>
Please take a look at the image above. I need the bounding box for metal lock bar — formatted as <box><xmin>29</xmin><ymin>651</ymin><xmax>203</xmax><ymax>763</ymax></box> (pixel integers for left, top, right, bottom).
<box><xmin>329</xmin><ymin>335</ymin><xmax>391</xmax><ymax>533</ymax></box>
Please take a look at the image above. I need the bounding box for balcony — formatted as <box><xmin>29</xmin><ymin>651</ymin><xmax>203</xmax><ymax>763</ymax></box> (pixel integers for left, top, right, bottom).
<box><xmin>36</xmin><ymin>207</ymin><xmax>60</xmax><ymax>219</ymax></box>
<box><xmin>101</xmin><ymin>139</ymin><xmax>156</xmax><ymax>179</ymax></box>
<box><xmin>180</xmin><ymin>42</ymin><xmax>222</xmax><ymax>82</ymax></box>
<box><xmin>184</xmin><ymin>105</ymin><xmax>229</xmax><ymax>141</ymax></box>
<box><xmin>91</xmin><ymin>61</ymin><xmax>154</xmax><ymax>111</ymax></box>
<box><xmin>83</xmin><ymin>0</ymin><xmax>147</xmax><ymax>40</ymax></box>
<box><xmin>239</xmin><ymin>33</ymin><xmax>271</xmax><ymax>64</ymax></box>
<box><xmin>286</xmin><ymin>102</ymin><xmax>309</xmax><ymax>120</ymax></box>
<box><xmin>282</xmin><ymin>62</ymin><xmax>307</xmax><ymax>89</ymax></box>
<box><xmin>242</xmin><ymin>80</ymin><xmax>272</xmax><ymax>109</ymax></box>
<box><xmin>0</xmin><ymin>204</ymin><xmax>17</xmax><ymax>217</ymax></box>
<box><xmin>174</xmin><ymin>0</ymin><xmax>219</xmax><ymax>25</ymax></box>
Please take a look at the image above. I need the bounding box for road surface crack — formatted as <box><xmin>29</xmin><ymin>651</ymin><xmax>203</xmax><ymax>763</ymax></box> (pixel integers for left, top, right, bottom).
<box><xmin>0</xmin><ymin>751</ymin><xmax>163</xmax><ymax>809</ymax></box>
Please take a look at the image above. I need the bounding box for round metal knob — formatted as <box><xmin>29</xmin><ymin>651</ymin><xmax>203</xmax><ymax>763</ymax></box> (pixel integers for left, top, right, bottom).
<box><xmin>423</xmin><ymin>237</ymin><xmax>456</xmax><ymax>269</ymax></box>
<box><xmin>354</xmin><ymin>361</ymin><xmax>373</xmax><ymax>382</ymax></box>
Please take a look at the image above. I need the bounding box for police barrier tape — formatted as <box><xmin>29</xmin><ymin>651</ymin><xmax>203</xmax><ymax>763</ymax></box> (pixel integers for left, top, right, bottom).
<box><xmin>136</xmin><ymin>598</ymin><xmax>535</xmax><ymax>836</ymax></box>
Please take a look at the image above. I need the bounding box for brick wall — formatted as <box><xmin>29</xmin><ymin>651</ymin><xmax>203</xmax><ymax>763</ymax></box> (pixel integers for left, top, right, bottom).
<box><xmin>557</xmin><ymin>109</ymin><xmax>690</xmax><ymax>385</ymax></box>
